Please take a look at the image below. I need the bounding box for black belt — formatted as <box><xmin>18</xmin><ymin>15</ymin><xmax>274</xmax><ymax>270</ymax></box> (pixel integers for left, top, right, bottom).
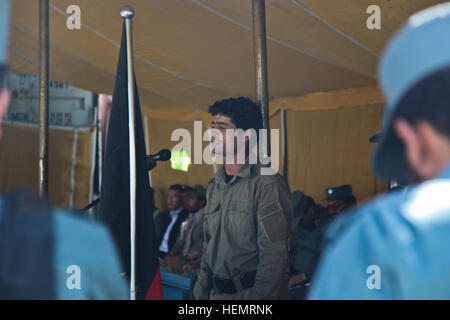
<box><xmin>213</xmin><ymin>270</ymin><xmax>257</xmax><ymax>295</ymax></box>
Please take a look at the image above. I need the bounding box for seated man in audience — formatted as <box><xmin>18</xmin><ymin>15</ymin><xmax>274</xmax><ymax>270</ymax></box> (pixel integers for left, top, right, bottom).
<box><xmin>286</xmin><ymin>186</ymin><xmax>356</xmax><ymax>299</ymax></box>
<box><xmin>160</xmin><ymin>185</ymin><xmax>206</xmax><ymax>275</ymax></box>
<box><xmin>287</xmin><ymin>194</ymin><xmax>324</xmax><ymax>299</ymax></box>
<box><xmin>154</xmin><ymin>185</ymin><xmax>189</xmax><ymax>259</ymax></box>
<box><xmin>324</xmin><ymin>184</ymin><xmax>356</xmax><ymax>221</ymax></box>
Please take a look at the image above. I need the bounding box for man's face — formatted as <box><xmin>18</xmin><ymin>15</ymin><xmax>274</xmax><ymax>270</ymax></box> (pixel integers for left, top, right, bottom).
<box><xmin>327</xmin><ymin>198</ymin><xmax>353</xmax><ymax>217</ymax></box>
<box><xmin>211</xmin><ymin>114</ymin><xmax>237</xmax><ymax>157</ymax></box>
<box><xmin>167</xmin><ymin>189</ymin><xmax>182</xmax><ymax>211</ymax></box>
<box><xmin>185</xmin><ymin>196</ymin><xmax>201</xmax><ymax>213</ymax></box>
<box><xmin>299</xmin><ymin>204</ymin><xmax>318</xmax><ymax>228</ymax></box>
<box><xmin>0</xmin><ymin>89</ymin><xmax>10</xmax><ymax>139</ymax></box>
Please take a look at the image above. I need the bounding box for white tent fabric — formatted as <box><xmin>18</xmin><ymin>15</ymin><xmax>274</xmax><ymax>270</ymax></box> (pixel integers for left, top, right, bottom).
<box><xmin>9</xmin><ymin>0</ymin><xmax>443</xmax><ymax>118</ymax></box>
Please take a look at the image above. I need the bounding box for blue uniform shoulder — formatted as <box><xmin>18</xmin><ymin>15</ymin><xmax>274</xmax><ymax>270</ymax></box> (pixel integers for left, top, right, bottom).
<box><xmin>330</xmin><ymin>178</ymin><xmax>450</xmax><ymax>244</ymax></box>
<box><xmin>53</xmin><ymin>209</ymin><xmax>118</xmax><ymax>266</ymax></box>
<box><xmin>324</xmin><ymin>189</ymin><xmax>410</xmax><ymax>248</ymax></box>
<box><xmin>311</xmin><ymin>178</ymin><xmax>450</xmax><ymax>299</ymax></box>
<box><xmin>53</xmin><ymin>209</ymin><xmax>128</xmax><ymax>299</ymax></box>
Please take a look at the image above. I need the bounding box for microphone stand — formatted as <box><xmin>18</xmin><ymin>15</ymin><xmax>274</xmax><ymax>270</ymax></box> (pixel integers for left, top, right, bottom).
<box><xmin>79</xmin><ymin>156</ymin><xmax>158</xmax><ymax>213</ymax></box>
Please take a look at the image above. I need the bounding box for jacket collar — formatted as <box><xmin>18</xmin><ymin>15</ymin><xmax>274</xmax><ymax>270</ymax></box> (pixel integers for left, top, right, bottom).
<box><xmin>214</xmin><ymin>163</ymin><xmax>255</xmax><ymax>185</ymax></box>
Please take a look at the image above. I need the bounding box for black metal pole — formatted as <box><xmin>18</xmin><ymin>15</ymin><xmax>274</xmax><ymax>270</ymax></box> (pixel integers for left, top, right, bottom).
<box><xmin>39</xmin><ymin>0</ymin><xmax>49</xmax><ymax>196</ymax></box>
<box><xmin>252</xmin><ymin>0</ymin><xmax>270</xmax><ymax>160</ymax></box>
<box><xmin>281</xmin><ymin>109</ymin><xmax>287</xmax><ymax>177</ymax></box>
<box><xmin>120</xmin><ymin>5</ymin><xmax>137</xmax><ymax>301</ymax></box>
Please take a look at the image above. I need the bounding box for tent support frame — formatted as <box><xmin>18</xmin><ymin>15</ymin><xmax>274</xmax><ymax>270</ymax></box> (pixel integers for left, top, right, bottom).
<box><xmin>252</xmin><ymin>0</ymin><xmax>271</xmax><ymax>160</ymax></box>
<box><xmin>38</xmin><ymin>0</ymin><xmax>49</xmax><ymax>196</ymax></box>
<box><xmin>281</xmin><ymin>109</ymin><xmax>287</xmax><ymax>178</ymax></box>
<box><xmin>121</xmin><ymin>5</ymin><xmax>137</xmax><ymax>301</ymax></box>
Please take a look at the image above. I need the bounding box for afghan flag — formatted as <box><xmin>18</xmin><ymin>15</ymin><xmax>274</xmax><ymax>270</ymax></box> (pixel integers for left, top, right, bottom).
<box><xmin>97</xmin><ymin>21</ymin><xmax>162</xmax><ymax>300</ymax></box>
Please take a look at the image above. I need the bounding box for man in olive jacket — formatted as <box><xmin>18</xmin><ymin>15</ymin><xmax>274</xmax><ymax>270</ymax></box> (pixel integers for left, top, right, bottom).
<box><xmin>194</xmin><ymin>97</ymin><xmax>293</xmax><ymax>300</ymax></box>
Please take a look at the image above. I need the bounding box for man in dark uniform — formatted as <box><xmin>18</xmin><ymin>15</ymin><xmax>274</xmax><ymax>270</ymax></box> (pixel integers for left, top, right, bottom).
<box><xmin>323</xmin><ymin>184</ymin><xmax>356</xmax><ymax>220</ymax></box>
<box><xmin>286</xmin><ymin>192</ymin><xmax>319</xmax><ymax>299</ymax></box>
<box><xmin>287</xmin><ymin>186</ymin><xmax>356</xmax><ymax>299</ymax></box>
<box><xmin>194</xmin><ymin>97</ymin><xmax>293</xmax><ymax>300</ymax></box>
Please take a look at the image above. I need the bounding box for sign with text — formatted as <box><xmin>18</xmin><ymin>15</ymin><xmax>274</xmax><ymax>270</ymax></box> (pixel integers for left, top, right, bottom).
<box><xmin>6</xmin><ymin>73</ymin><xmax>95</xmax><ymax>127</ymax></box>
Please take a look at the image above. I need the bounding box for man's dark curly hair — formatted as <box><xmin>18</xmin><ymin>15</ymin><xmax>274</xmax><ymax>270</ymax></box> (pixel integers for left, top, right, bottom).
<box><xmin>208</xmin><ymin>97</ymin><xmax>263</xmax><ymax>132</ymax></box>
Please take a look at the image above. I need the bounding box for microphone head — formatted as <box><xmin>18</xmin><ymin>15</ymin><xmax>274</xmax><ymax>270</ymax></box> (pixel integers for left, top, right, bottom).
<box><xmin>158</xmin><ymin>149</ymin><xmax>171</xmax><ymax>161</ymax></box>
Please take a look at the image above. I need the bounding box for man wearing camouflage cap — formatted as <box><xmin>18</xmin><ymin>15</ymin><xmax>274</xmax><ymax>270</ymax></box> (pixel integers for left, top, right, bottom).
<box><xmin>310</xmin><ymin>3</ymin><xmax>450</xmax><ymax>299</ymax></box>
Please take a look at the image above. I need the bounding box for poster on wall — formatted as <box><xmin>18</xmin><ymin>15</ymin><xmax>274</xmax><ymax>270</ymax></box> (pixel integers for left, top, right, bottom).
<box><xmin>5</xmin><ymin>73</ymin><xmax>95</xmax><ymax>127</ymax></box>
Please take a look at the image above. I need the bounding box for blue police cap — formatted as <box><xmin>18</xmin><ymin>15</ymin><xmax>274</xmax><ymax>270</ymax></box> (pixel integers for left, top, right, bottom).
<box><xmin>324</xmin><ymin>184</ymin><xmax>354</xmax><ymax>201</ymax></box>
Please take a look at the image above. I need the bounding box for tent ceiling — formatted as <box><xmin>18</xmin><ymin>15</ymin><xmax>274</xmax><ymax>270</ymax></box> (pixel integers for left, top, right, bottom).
<box><xmin>8</xmin><ymin>0</ymin><xmax>443</xmax><ymax>118</ymax></box>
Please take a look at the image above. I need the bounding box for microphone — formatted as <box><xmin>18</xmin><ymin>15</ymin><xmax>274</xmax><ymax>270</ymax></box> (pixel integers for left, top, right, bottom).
<box><xmin>147</xmin><ymin>149</ymin><xmax>171</xmax><ymax>162</ymax></box>
<box><xmin>146</xmin><ymin>149</ymin><xmax>171</xmax><ymax>171</ymax></box>
<box><xmin>80</xmin><ymin>149</ymin><xmax>172</xmax><ymax>213</ymax></box>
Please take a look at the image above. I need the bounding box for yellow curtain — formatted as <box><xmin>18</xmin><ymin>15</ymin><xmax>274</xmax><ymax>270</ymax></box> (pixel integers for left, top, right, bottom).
<box><xmin>271</xmin><ymin>104</ymin><xmax>387</xmax><ymax>205</ymax></box>
<box><xmin>0</xmin><ymin>123</ymin><xmax>95</xmax><ymax>208</ymax></box>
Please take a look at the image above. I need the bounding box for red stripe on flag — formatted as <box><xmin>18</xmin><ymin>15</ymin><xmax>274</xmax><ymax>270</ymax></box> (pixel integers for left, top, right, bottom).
<box><xmin>144</xmin><ymin>266</ymin><xmax>163</xmax><ymax>300</ymax></box>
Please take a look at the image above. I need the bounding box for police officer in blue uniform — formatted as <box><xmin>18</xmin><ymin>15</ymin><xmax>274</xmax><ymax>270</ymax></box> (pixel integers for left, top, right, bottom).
<box><xmin>310</xmin><ymin>3</ymin><xmax>450</xmax><ymax>299</ymax></box>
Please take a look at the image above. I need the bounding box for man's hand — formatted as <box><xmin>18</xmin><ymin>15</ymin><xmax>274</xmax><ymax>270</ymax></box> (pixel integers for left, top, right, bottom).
<box><xmin>160</xmin><ymin>255</ymin><xmax>180</xmax><ymax>268</ymax></box>
<box><xmin>288</xmin><ymin>273</ymin><xmax>308</xmax><ymax>288</ymax></box>
<box><xmin>191</xmin><ymin>267</ymin><xmax>201</xmax><ymax>275</ymax></box>
<box><xmin>181</xmin><ymin>262</ymin><xmax>192</xmax><ymax>274</ymax></box>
